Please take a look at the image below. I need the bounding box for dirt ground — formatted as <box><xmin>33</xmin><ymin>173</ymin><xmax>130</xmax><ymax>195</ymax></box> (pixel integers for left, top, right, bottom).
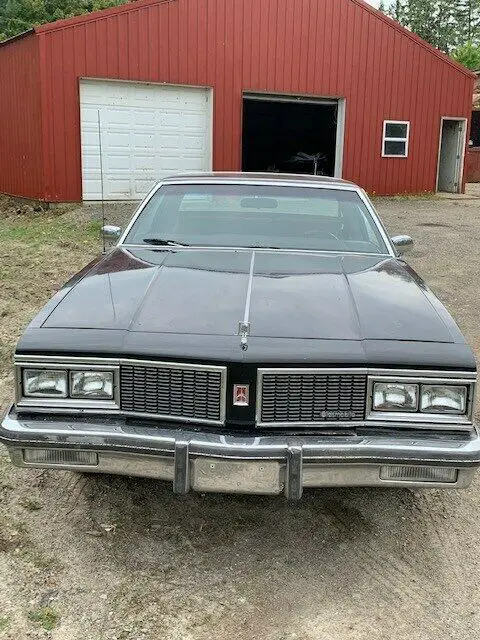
<box><xmin>1</xmin><ymin>191</ymin><xmax>480</xmax><ymax>640</ymax></box>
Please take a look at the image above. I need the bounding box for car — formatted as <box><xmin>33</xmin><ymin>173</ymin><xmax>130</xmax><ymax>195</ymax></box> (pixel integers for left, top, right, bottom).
<box><xmin>1</xmin><ymin>173</ymin><xmax>479</xmax><ymax>498</ymax></box>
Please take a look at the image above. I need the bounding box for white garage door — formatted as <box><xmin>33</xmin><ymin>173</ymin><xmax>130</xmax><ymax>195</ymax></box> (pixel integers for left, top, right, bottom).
<box><xmin>80</xmin><ymin>79</ymin><xmax>212</xmax><ymax>200</ymax></box>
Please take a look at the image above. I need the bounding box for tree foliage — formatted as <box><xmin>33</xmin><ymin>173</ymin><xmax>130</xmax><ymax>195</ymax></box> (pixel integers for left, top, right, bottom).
<box><xmin>451</xmin><ymin>41</ymin><xmax>480</xmax><ymax>69</ymax></box>
<box><xmin>457</xmin><ymin>0</ymin><xmax>480</xmax><ymax>42</ymax></box>
<box><xmin>0</xmin><ymin>0</ymin><xmax>130</xmax><ymax>41</ymax></box>
<box><xmin>381</xmin><ymin>0</ymin><xmax>480</xmax><ymax>54</ymax></box>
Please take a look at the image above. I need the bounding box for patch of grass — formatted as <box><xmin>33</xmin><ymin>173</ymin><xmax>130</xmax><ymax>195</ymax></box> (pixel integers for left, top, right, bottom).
<box><xmin>11</xmin><ymin>520</ymin><xmax>28</xmax><ymax>536</ymax></box>
<box><xmin>19</xmin><ymin>498</ymin><xmax>43</xmax><ymax>512</ymax></box>
<box><xmin>0</xmin><ymin>616</ymin><xmax>10</xmax><ymax>632</ymax></box>
<box><xmin>27</xmin><ymin>606</ymin><xmax>59</xmax><ymax>631</ymax></box>
<box><xmin>0</xmin><ymin>209</ymin><xmax>101</xmax><ymax>408</ymax></box>
<box><xmin>21</xmin><ymin>549</ymin><xmax>58</xmax><ymax>571</ymax></box>
<box><xmin>0</xmin><ymin>217</ymin><xmax>102</xmax><ymax>248</ymax></box>
<box><xmin>0</xmin><ymin>514</ymin><xmax>28</xmax><ymax>552</ymax></box>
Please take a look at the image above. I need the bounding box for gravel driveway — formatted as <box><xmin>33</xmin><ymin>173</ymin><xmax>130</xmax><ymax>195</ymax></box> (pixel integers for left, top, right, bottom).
<box><xmin>1</xmin><ymin>191</ymin><xmax>479</xmax><ymax>640</ymax></box>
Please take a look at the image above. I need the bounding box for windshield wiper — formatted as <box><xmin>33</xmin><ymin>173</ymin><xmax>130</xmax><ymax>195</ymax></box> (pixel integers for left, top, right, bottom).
<box><xmin>142</xmin><ymin>238</ymin><xmax>190</xmax><ymax>247</ymax></box>
<box><xmin>245</xmin><ymin>245</ymin><xmax>283</xmax><ymax>250</ymax></box>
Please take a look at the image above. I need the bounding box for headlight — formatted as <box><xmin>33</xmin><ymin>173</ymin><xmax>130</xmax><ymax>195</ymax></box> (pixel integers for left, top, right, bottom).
<box><xmin>16</xmin><ymin>359</ymin><xmax>119</xmax><ymax>410</ymax></box>
<box><xmin>370</xmin><ymin>378</ymin><xmax>472</xmax><ymax>420</ymax></box>
<box><xmin>70</xmin><ymin>371</ymin><xmax>113</xmax><ymax>399</ymax></box>
<box><xmin>373</xmin><ymin>382</ymin><xmax>418</xmax><ymax>412</ymax></box>
<box><xmin>23</xmin><ymin>369</ymin><xmax>67</xmax><ymax>398</ymax></box>
<box><xmin>420</xmin><ymin>385</ymin><xmax>467</xmax><ymax>415</ymax></box>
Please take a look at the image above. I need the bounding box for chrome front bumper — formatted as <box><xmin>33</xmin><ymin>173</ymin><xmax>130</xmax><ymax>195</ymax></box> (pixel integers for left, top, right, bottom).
<box><xmin>1</xmin><ymin>407</ymin><xmax>480</xmax><ymax>498</ymax></box>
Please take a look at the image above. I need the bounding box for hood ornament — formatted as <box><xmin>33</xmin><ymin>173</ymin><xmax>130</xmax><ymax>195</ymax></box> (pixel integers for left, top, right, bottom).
<box><xmin>238</xmin><ymin>321</ymin><xmax>250</xmax><ymax>351</ymax></box>
<box><xmin>238</xmin><ymin>251</ymin><xmax>255</xmax><ymax>351</ymax></box>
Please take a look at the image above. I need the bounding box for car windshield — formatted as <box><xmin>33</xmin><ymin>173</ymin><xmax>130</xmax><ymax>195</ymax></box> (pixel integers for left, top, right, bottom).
<box><xmin>123</xmin><ymin>184</ymin><xmax>389</xmax><ymax>254</ymax></box>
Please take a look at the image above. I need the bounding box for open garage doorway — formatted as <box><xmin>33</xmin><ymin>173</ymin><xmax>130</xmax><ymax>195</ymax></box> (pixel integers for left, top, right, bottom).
<box><xmin>242</xmin><ymin>94</ymin><xmax>345</xmax><ymax>177</ymax></box>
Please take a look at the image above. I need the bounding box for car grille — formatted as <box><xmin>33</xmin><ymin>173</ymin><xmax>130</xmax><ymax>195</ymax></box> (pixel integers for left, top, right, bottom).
<box><xmin>120</xmin><ymin>363</ymin><xmax>226</xmax><ymax>424</ymax></box>
<box><xmin>258</xmin><ymin>370</ymin><xmax>367</xmax><ymax>425</ymax></box>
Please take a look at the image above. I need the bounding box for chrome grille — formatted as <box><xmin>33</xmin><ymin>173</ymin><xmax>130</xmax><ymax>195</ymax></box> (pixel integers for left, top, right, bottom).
<box><xmin>258</xmin><ymin>370</ymin><xmax>367</xmax><ymax>425</ymax></box>
<box><xmin>120</xmin><ymin>363</ymin><xmax>226</xmax><ymax>424</ymax></box>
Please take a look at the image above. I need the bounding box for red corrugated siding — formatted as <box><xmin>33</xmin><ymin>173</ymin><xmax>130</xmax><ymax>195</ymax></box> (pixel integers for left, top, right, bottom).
<box><xmin>466</xmin><ymin>148</ymin><xmax>480</xmax><ymax>182</ymax></box>
<box><xmin>2</xmin><ymin>0</ymin><xmax>475</xmax><ymax>200</ymax></box>
<box><xmin>0</xmin><ymin>35</ymin><xmax>44</xmax><ymax>199</ymax></box>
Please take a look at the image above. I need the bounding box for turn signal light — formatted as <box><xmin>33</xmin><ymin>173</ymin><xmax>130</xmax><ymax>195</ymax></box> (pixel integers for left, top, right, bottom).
<box><xmin>23</xmin><ymin>449</ymin><xmax>98</xmax><ymax>466</ymax></box>
<box><xmin>380</xmin><ymin>465</ymin><xmax>457</xmax><ymax>483</ymax></box>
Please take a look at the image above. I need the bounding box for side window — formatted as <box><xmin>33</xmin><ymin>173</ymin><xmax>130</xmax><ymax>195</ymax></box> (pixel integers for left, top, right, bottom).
<box><xmin>382</xmin><ymin>121</ymin><xmax>410</xmax><ymax>158</ymax></box>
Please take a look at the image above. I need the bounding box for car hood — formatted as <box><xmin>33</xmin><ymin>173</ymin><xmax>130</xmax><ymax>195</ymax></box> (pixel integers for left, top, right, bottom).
<box><xmin>39</xmin><ymin>247</ymin><xmax>461</xmax><ymax>345</ymax></box>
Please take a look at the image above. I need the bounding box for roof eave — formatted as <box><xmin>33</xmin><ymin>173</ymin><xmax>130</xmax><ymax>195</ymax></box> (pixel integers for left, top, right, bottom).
<box><xmin>0</xmin><ymin>28</ymin><xmax>34</xmax><ymax>48</ymax></box>
<box><xmin>35</xmin><ymin>0</ymin><xmax>175</xmax><ymax>34</ymax></box>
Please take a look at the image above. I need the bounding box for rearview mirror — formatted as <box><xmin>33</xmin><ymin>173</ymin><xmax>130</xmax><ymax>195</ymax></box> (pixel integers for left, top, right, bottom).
<box><xmin>391</xmin><ymin>235</ymin><xmax>413</xmax><ymax>255</ymax></box>
<box><xmin>102</xmin><ymin>225</ymin><xmax>122</xmax><ymax>240</ymax></box>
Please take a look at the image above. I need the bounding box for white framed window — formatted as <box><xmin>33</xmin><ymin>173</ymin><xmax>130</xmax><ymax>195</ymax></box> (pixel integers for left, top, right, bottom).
<box><xmin>382</xmin><ymin>120</ymin><xmax>410</xmax><ymax>158</ymax></box>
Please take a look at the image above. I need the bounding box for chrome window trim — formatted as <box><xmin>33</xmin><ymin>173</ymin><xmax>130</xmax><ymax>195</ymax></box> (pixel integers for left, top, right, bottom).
<box><xmin>356</xmin><ymin>188</ymin><xmax>395</xmax><ymax>255</ymax></box>
<box><xmin>121</xmin><ymin>244</ymin><xmax>392</xmax><ymax>258</ymax></box>
<box><xmin>256</xmin><ymin>367</ymin><xmax>477</xmax><ymax>430</ymax></box>
<box><xmin>117</xmin><ymin>179</ymin><xmax>397</xmax><ymax>258</ymax></box>
<box><xmin>117</xmin><ymin>182</ymin><xmax>159</xmax><ymax>244</ymax></box>
<box><xmin>14</xmin><ymin>355</ymin><xmax>227</xmax><ymax>426</ymax></box>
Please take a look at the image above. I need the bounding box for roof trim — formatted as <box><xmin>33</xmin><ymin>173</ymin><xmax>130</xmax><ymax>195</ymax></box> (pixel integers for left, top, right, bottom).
<box><xmin>34</xmin><ymin>0</ymin><xmax>175</xmax><ymax>34</ymax></box>
<box><xmin>351</xmin><ymin>0</ymin><xmax>476</xmax><ymax>79</ymax></box>
<box><xmin>0</xmin><ymin>28</ymin><xmax>34</xmax><ymax>48</ymax></box>
<box><xmin>161</xmin><ymin>171</ymin><xmax>353</xmax><ymax>186</ymax></box>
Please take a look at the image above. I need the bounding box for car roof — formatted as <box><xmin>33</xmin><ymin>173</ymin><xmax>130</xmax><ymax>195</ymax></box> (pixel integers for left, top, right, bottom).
<box><xmin>160</xmin><ymin>172</ymin><xmax>357</xmax><ymax>189</ymax></box>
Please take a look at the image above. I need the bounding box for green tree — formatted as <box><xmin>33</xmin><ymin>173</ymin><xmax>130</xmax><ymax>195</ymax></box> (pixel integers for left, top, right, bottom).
<box><xmin>386</xmin><ymin>0</ymin><xmax>460</xmax><ymax>52</ymax></box>
<box><xmin>457</xmin><ymin>0</ymin><xmax>480</xmax><ymax>44</ymax></box>
<box><xmin>0</xmin><ymin>0</ymin><xmax>130</xmax><ymax>40</ymax></box>
<box><xmin>451</xmin><ymin>41</ymin><xmax>480</xmax><ymax>68</ymax></box>
<box><xmin>386</xmin><ymin>0</ymin><xmax>409</xmax><ymax>21</ymax></box>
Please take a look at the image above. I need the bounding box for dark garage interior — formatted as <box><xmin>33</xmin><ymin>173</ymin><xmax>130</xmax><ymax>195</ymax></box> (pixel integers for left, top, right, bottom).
<box><xmin>471</xmin><ymin>111</ymin><xmax>480</xmax><ymax>147</ymax></box>
<box><xmin>242</xmin><ymin>96</ymin><xmax>338</xmax><ymax>176</ymax></box>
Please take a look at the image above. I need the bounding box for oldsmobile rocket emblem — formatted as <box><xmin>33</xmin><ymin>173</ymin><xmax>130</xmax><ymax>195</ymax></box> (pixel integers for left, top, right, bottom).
<box><xmin>233</xmin><ymin>384</ymin><xmax>249</xmax><ymax>406</ymax></box>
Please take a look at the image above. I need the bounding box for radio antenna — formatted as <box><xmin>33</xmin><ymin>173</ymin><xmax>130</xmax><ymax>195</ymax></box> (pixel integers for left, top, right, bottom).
<box><xmin>97</xmin><ymin>109</ymin><xmax>106</xmax><ymax>254</ymax></box>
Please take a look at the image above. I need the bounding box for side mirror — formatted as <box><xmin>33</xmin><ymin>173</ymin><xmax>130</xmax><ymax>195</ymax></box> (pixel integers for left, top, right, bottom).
<box><xmin>102</xmin><ymin>225</ymin><xmax>122</xmax><ymax>241</ymax></box>
<box><xmin>391</xmin><ymin>235</ymin><xmax>413</xmax><ymax>256</ymax></box>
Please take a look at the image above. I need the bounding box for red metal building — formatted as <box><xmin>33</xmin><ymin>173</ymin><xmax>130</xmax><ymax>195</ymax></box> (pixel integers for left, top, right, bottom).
<box><xmin>0</xmin><ymin>0</ymin><xmax>475</xmax><ymax>201</ymax></box>
<box><xmin>466</xmin><ymin>71</ymin><xmax>480</xmax><ymax>182</ymax></box>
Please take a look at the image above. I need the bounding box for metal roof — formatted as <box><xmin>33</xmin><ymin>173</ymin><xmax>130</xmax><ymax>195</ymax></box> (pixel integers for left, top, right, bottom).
<box><xmin>0</xmin><ymin>28</ymin><xmax>34</xmax><ymax>48</ymax></box>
